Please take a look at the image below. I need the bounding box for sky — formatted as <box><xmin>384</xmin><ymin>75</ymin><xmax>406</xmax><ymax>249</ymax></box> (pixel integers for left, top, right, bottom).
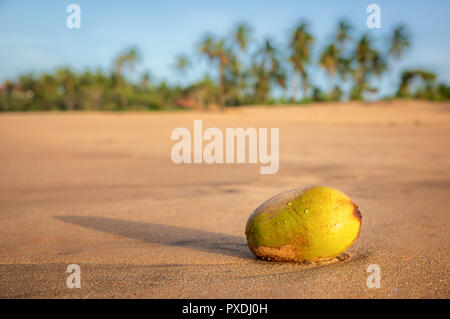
<box><xmin>0</xmin><ymin>0</ymin><xmax>449</xmax><ymax>97</ymax></box>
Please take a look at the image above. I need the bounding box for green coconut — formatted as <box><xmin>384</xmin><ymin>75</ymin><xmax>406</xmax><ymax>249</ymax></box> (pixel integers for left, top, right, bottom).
<box><xmin>245</xmin><ymin>186</ymin><xmax>362</xmax><ymax>262</ymax></box>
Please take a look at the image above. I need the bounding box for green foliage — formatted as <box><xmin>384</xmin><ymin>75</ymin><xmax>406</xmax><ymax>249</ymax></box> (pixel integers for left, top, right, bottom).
<box><xmin>0</xmin><ymin>69</ymin><xmax>181</xmax><ymax>112</ymax></box>
<box><xmin>350</xmin><ymin>34</ymin><xmax>387</xmax><ymax>100</ymax></box>
<box><xmin>389</xmin><ymin>25</ymin><xmax>411</xmax><ymax>59</ymax></box>
<box><xmin>397</xmin><ymin>69</ymin><xmax>436</xmax><ymax>98</ymax></box>
<box><xmin>174</xmin><ymin>55</ymin><xmax>190</xmax><ymax>76</ymax></box>
<box><xmin>396</xmin><ymin>69</ymin><xmax>450</xmax><ymax>101</ymax></box>
<box><xmin>289</xmin><ymin>20</ymin><xmax>315</xmax><ymax>100</ymax></box>
<box><xmin>250</xmin><ymin>38</ymin><xmax>286</xmax><ymax>103</ymax></box>
<box><xmin>0</xmin><ymin>19</ymin><xmax>448</xmax><ymax>112</ymax></box>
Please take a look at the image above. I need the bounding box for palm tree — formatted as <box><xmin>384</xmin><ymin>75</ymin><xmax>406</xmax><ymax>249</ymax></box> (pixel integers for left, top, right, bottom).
<box><xmin>232</xmin><ymin>23</ymin><xmax>251</xmax><ymax>103</ymax></box>
<box><xmin>114</xmin><ymin>47</ymin><xmax>141</xmax><ymax>108</ymax></box>
<box><xmin>385</xmin><ymin>25</ymin><xmax>411</xmax><ymax>100</ymax></box>
<box><xmin>234</xmin><ymin>23</ymin><xmax>251</xmax><ymax>53</ymax></box>
<box><xmin>199</xmin><ymin>35</ymin><xmax>232</xmax><ymax>107</ymax></box>
<box><xmin>351</xmin><ymin>35</ymin><xmax>387</xmax><ymax>100</ymax></box>
<box><xmin>336</xmin><ymin>19</ymin><xmax>352</xmax><ymax>50</ymax></box>
<box><xmin>115</xmin><ymin>47</ymin><xmax>141</xmax><ymax>79</ymax></box>
<box><xmin>319</xmin><ymin>44</ymin><xmax>339</xmax><ymax>91</ymax></box>
<box><xmin>389</xmin><ymin>25</ymin><xmax>411</xmax><ymax>59</ymax></box>
<box><xmin>173</xmin><ymin>54</ymin><xmax>190</xmax><ymax>88</ymax></box>
<box><xmin>335</xmin><ymin>19</ymin><xmax>354</xmax><ymax>90</ymax></box>
<box><xmin>174</xmin><ymin>54</ymin><xmax>190</xmax><ymax>76</ymax></box>
<box><xmin>319</xmin><ymin>19</ymin><xmax>353</xmax><ymax>100</ymax></box>
<box><xmin>251</xmin><ymin>38</ymin><xmax>286</xmax><ymax>102</ymax></box>
<box><xmin>289</xmin><ymin>21</ymin><xmax>315</xmax><ymax>101</ymax></box>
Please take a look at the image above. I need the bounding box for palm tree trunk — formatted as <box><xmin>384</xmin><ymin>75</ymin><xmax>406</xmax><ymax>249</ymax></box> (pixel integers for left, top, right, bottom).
<box><xmin>219</xmin><ymin>62</ymin><xmax>225</xmax><ymax>108</ymax></box>
<box><xmin>328</xmin><ymin>74</ymin><xmax>335</xmax><ymax>96</ymax></box>
<box><xmin>292</xmin><ymin>74</ymin><xmax>298</xmax><ymax>102</ymax></box>
<box><xmin>301</xmin><ymin>74</ymin><xmax>308</xmax><ymax>100</ymax></box>
<box><xmin>115</xmin><ymin>66</ymin><xmax>128</xmax><ymax>109</ymax></box>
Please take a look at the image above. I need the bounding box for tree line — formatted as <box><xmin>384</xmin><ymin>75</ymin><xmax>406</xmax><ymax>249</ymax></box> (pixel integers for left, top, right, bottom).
<box><xmin>1</xmin><ymin>19</ymin><xmax>449</xmax><ymax>112</ymax></box>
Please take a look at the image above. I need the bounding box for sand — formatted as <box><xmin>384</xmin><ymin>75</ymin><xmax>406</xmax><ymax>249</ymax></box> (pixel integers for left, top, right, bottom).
<box><xmin>0</xmin><ymin>100</ymin><xmax>448</xmax><ymax>298</ymax></box>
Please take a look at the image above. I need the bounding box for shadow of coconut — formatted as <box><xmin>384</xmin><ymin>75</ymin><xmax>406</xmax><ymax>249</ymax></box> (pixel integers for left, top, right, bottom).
<box><xmin>55</xmin><ymin>216</ymin><xmax>252</xmax><ymax>259</ymax></box>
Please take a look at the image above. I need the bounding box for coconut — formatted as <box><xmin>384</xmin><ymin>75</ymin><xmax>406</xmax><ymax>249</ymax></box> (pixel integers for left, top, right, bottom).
<box><xmin>245</xmin><ymin>186</ymin><xmax>361</xmax><ymax>262</ymax></box>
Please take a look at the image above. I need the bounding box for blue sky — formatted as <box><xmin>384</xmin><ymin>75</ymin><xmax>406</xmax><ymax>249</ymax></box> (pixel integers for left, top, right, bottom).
<box><xmin>0</xmin><ymin>0</ymin><xmax>449</xmax><ymax>97</ymax></box>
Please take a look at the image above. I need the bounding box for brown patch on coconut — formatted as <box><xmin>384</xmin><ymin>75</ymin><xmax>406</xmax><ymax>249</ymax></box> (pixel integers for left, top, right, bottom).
<box><xmin>352</xmin><ymin>202</ymin><xmax>362</xmax><ymax>222</ymax></box>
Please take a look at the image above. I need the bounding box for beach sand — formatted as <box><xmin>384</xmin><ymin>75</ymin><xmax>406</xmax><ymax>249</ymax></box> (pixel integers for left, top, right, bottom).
<box><xmin>0</xmin><ymin>100</ymin><xmax>449</xmax><ymax>298</ymax></box>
